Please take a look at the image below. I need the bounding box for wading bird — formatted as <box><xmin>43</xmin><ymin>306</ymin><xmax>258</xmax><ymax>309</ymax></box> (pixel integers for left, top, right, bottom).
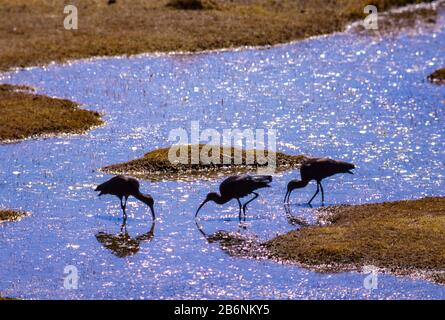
<box><xmin>195</xmin><ymin>174</ymin><xmax>272</xmax><ymax>221</ymax></box>
<box><xmin>95</xmin><ymin>175</ymin><xmax>155</xmax><ymax>220</ymax></box>
<box><xmin>284</xmin><ymin>157</ymin><xmax>355</xmax><ymax>205</ymax></box>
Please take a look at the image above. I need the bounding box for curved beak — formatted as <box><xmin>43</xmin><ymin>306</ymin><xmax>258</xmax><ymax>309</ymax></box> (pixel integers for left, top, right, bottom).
<box><xmin>149</xmin><ymin>204</ymin><xmax>155</xmax><ymax>220</ymax></box>
<box><xmin>195</xmin><ymin>199</ymin><xmax>209</xmax><ymax>218</ymax></box>
<box><xmin>284</xmin><ymin>190</ymin><xmax>290</xmax><ymax>203</ymax></box>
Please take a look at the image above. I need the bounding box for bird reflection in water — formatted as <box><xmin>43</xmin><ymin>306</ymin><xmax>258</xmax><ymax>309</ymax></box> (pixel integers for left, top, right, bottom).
<box><xmin>283</xmin><ymin>204</ymin><xmax>310</xmax><ymax>227</ymax></box>
<box><xmin>96</xmin><ymin>217</ymin><xmax>155</xmax><ymax>258</ymax></box>
<box><xmin>195</xmin><ymin>220</ymin><xmax>266</xmax><ymax>259</ymax></box>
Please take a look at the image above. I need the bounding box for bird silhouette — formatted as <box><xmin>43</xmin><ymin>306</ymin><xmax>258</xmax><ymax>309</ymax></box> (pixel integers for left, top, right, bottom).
<box><xmin>95</xmin><ymin>217</ymin><xmax>155</xmax><ymax>258</ymax></box>
<box><xmin>284</xmin><ymin>157</ymin><xmax>355</xmax><ymax>205</ymax></box>
<box><xmin>95</xmin><ymin>175</ymin><xmax>155</xmax><ymax>220</ymax></box>
<box><xmin>195</xmin><ymin>174</ymin><xmax>272</xmax><ymax>221</ymax></box>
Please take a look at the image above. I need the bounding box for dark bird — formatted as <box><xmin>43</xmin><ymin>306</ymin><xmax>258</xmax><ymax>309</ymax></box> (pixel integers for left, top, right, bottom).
<box><xmin>284</xmin><ymin>157</ymin><xmax>355</xmax><ymax>205</ymax></box>
<box><xmin>195</xmin><ymin>174</ymin><xmax>272</xmax><ymax>220</ymax></box>
<box><xmin>95</xmin><ymin>175</ymin><xmax>155</xmax><ymax>220</ymax></box>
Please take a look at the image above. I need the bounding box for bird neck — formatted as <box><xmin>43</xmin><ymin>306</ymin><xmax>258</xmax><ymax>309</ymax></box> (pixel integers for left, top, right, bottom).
<box><xmin>134</xmin><ymin>191</ymin><xmax>149</xmax><ymax>204</ymax></box>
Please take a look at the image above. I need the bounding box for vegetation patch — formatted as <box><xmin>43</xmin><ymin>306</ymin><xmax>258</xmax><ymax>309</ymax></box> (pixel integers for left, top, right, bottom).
<box><xmin>102</xmin><ymin>144</ymin><xmax>306</xmax><ymax>181</ymax></box>
<box><xmin>265</xmin><ymin>197</ymin><xmax>445</xmax><ymax>285</ymax></box>
<box><xmin>0</xmin><ymin>209</ymin><xmax>28</xmax><ymax>223</ymax></box>
<box><xmin>0</xmin><ymin>84</ymin><xmax>102</xmax><ymax>142</ymax></box>
<box><xmin>427</xmin><ymin>68</ymin><xmax>445</xmax><ymax>84</ymax></box>
<box><xmin>0</xmin><ymin>0</ymin><xmax>434</xmax><ymax>71</ymax></box>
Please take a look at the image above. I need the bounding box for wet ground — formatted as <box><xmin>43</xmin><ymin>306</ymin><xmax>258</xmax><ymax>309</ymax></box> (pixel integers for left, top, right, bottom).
<box><xmin>0</xmin><ymin>3</ymin><xmax>444</xmax><ymax>299</ymax></box>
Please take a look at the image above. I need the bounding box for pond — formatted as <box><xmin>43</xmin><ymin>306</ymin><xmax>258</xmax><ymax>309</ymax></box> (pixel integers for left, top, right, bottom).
<box><xmin>0</xmin><ymin>3</ymin><xmax>444</xmax><ymax>299</ymax></box>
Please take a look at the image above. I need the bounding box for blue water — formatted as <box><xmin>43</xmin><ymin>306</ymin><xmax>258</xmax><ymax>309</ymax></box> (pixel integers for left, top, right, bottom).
<box><xmin>0</xmin><ymin>4</ymin><xmax>444</xmax><ymax>299</ymax></box>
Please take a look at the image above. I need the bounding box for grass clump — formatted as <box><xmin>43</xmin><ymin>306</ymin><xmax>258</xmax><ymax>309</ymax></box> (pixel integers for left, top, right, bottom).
<box><xmin>265</xmin><ymin>197</ymin><xmax>445</xmax><ymax>285</ymax></box>
<box><xmin>0</xmin><ymin>209</ymin><xmax>28</xmax><ymax>223</ymax></box>
<box><xmin>0</xmin><ymin>84</ymin><xmax>102</xmax><ymax>142</ymax></box>
<box><xmin>102</xmin><ymin>144</ymin><xmax>306</xmax><ymax>181</ymax></box>
<box><xmin>0</xmin><ymin>0</ymin><xmax>435</xmax><ymax>71</ymax></box>
<box><xmin>427</xmin><ymin>68</ymin><xmax>445</xmax><ymax>84</ymax></box>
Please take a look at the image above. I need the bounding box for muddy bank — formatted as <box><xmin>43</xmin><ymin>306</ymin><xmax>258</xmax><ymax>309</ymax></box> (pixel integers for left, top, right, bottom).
<box><xmin>264</xmin><ymin>197</ymin><xmax>445</xmax><ymax>285</ymax></box>
<box><xmin>101</xmin><ymin>144</ymin><xmax>306</xmax><ymax>181</ymax></box>
<box><xmin>0</xmin><ymin>84</ymin><xmax>102</xmax><ymax>143</ymax></box>
<box><xmin>0</xmin><ymin>0</ymin><xmax>434</xmax><ymax>71</ymax></box>
<box><xmin>0</xmin><ymin>209</ymin><xmax>28</xmax><ymax>223</ymax></box>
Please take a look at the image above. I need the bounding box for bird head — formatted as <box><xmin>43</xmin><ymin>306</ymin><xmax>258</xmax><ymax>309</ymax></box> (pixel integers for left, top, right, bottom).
<box><xmin>195</xmin><ymin>192</ymin><xmax>219</xmax><ymax>218</ymax></box>
<box><xmin>284</xmin><ymin>179</ymin><xmax>309</xmax><ymax>203</ymax></box>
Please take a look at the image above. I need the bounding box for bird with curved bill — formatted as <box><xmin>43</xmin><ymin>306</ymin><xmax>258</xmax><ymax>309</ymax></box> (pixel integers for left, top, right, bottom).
<box><xmin>284</xmin><ymin>157</ymin><xmax>355</xmax><ymax>205</ymax></box>
<box><xmin>195</xmin><ymin>174</ymin><xmax>272</xmax><ymax>221</ymax></box>
<box><xmin>95</xmin><ymin>175</ymin><xmax>155</xmax><ymax>220</ymax></box>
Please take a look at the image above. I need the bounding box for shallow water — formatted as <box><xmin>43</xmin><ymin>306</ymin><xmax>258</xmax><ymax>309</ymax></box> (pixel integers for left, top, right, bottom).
<box><xmin>1</xmin><ymin>5</ymin><xmax>445</xmax><ymax>300</ymax></box>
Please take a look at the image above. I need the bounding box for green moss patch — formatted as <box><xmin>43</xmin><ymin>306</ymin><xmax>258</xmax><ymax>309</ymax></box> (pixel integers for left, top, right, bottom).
<box><xmin>0</xmin><ymin>84</ymin><xmax>103</xmax><ymax>142</ymax></box>
<box><xmin>101</xmin><ymin>144</ymin><xmax>306</xmax><ymax>181</ymax></box>
<box><xmin>265</xmin><ymin>197</ymin><xmax>445</xmax><ymax>285</ymax></box>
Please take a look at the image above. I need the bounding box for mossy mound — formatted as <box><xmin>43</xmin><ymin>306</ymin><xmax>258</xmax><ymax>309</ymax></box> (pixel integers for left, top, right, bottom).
<box><xmin>0</xmin><ymin>84</ymin><xmax>103</xmax><ymax>142</ymax></box>
<box><xmin>0</xmin><ymin>209</ymin><xmax>28</xmax><ymax>223</ymax></box>
<box><xmin>265</xmin><ymin>197</ymin><xmax>445</xmax><ymax>285</ymax></box>
<box><xmin>102</xmin><ymin>144</ymin><xmax>306</xmax><ymax>181</ymax></box>
<box><xmin>427</xmin><ymin>68</ymin><xmax>445</xmax><ymax>84</ymax></box>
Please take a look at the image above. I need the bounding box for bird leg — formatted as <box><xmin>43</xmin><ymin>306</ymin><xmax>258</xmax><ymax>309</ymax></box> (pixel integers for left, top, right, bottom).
<box><xmin>120</xmin><ymin>197</ymin><xmax>127</xmax><ymax>220</ymax></box>
<box><xmin>242</xmin><ymin>192</ymin><xmax>259</xmax><ymax>219</ymax></box>
<box><xmin>319</xmin><ymin>182</ymin><xmax>325</xmax><ymax>204</ymax></box>
<box><xmin>123</xmin><ymin>196</ymin><xmax>128</xmax><ymax>210</ymax></box>
<box><xmin>308</xmin><ymin>183</ymin><xmax>320</xmax><ymax>205</ymax></box>
<box><xmin>237</xmin><ymin>199</ymin><xmax>242</xmax><ymax>221</ymax></box>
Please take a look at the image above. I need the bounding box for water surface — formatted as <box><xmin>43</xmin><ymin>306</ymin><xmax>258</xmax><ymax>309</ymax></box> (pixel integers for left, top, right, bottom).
<box><xmin>0</xmin><ymin>5</ymin><xmax>444</xmax><ymax>299</ymax></box>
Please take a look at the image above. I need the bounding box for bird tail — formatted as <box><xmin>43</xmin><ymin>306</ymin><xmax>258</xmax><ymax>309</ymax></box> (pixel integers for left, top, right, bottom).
<box><xmin>251</xmin><ymin>175</ymin><xmax>273</xmax><ymax>188</ymax></box>
<box><xmin>252</xmin><ymin>175</ymin><xmax>272</xmax><ymax>182</ymax></box>
<box><xmin>253</xmin><ymin>175</ymin><xmax>272</xmax><ymax>184</ymax></box>
<box><xmin>95</xmin><ymin>185</ymin><xmax>104</xmax><ymax>195</ymax></box>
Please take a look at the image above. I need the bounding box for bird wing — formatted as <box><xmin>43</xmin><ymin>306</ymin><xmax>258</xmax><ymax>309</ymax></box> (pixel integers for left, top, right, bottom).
<box><xmin>95</xmin><ymin>175</ymin><xmax>140</xmax><ymax>196</ymax></box>
<box><xmin>302</xmin><ymin>157</ymin><xmax>354</xmax><ymax>180</ymax></box>
<box><xmin>220</xmin><ymin>174</ymin><xmax>272</xmax><ymax>198</ymax></box>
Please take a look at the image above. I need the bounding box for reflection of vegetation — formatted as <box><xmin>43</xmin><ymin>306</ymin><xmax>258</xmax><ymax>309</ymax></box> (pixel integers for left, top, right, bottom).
<box><xmin>96</xmin><ymin>219</ymin><xmax>155</xmax><ymax>258</ymax></box>
<box><xmin>102</xmin><ymin>144</ymin><xmax>306</xmax><ymax>181</ymax></box>
<box><xmin>266</xmin><ymin>197</ymin><xmax>445</xmax><ymax>285</ymax></box>
<box><xmin>0</xmin><ymin>209</ymin><xmax>27</xmax><ymax>223</ymax></box>
<box><xmin>0</xmin><ymin>0</ymin><xmax>433</xmax><ymax>71</ymax></box>
<box><xmin>428</xmin><ymin>68</ymin><xmax>445</xmax><ymax>84</ymax></box>
<box><xmin>0</xmin><ymin>85</ymin><xmax>102</xmax><ymax>142</ymax></box>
